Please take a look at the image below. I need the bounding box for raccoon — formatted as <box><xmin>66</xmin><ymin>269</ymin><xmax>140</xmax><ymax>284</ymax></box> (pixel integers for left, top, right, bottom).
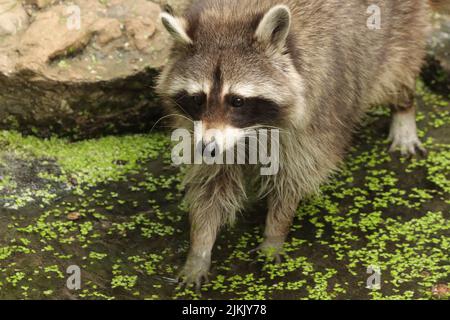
<box><xmin>156</xmin><ymin>0</ymin><xmax>437</xmax><ymax>288</ymax></box>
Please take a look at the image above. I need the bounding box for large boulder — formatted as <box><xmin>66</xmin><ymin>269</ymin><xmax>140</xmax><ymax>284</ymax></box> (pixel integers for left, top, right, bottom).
<box><xmin>0</xmin><ymin>0</ymin><xmax>188</xmax><ymax>138</ymax></box>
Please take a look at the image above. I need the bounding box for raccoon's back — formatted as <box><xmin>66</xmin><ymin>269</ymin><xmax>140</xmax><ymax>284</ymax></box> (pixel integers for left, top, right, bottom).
<box><xmin>287</xmin><ymin>0</ymin><xmax>429</xmax><ymax>113</ymax></box>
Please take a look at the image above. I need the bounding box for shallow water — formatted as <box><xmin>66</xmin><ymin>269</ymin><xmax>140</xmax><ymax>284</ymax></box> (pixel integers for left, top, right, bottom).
<box><xmin>0</xmin><ymin>77</ymin><xmax>449</xmax><ymax>300</ymax></box>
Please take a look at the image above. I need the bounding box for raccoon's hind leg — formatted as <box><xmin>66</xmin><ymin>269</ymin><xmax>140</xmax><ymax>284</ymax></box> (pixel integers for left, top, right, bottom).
<box><xmin>388</xmin><ymin>91</ymin><xmax>427</xmax><ymax>157</ymax></box>
<box><xmin>178</xmin><ymin>166</ymin><xmax>245</xmax><ymax>290</ymax></box>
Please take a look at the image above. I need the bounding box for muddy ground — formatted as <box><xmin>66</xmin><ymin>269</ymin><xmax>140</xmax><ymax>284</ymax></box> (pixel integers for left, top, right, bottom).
<box><xmin>0</xmin><ymin>71</ymin><xmax>449</xmax><ymax>299</ymax></box>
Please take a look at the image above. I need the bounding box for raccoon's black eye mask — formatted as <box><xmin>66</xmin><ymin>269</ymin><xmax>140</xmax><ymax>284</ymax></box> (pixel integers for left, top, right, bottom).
<box><xmin>225</xmin><ymin>95</ymin><xmax>283</xmax><ymax>127</ymax></box>
<box><xmin>171</xmin><ymin>90</ymin><xmax>283</xmax><ymax>126</ymax></box>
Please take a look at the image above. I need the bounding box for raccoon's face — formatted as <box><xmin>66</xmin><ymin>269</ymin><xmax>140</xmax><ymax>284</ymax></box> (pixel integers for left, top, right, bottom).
<box><xmin>157</xmin><ymin>4</ymin><xmax>304</xmax><ymax>144</ymax></box>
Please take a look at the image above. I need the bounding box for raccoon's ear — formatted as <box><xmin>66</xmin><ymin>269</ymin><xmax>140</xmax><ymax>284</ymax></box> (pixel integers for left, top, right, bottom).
<box><xmin>160</xmin><ymin>12</ymin><xmax>193</xmax><ymax>45</ymax></box>
<box><xmin>255</xmin><ymin>5</ymin><xmax>291</xmax><ymax>50</ymax></box>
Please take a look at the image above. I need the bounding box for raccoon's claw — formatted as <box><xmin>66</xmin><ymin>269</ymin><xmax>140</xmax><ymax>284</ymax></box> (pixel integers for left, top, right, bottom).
<box><xmin>388</xmin><ymin>135</ymin><xmax>427</xmax><ymax>158</ymax></box>
<box><xmin>177</xmin><ymin>254</ymin><xmax>210</xmax><ymax>292</ymax></box>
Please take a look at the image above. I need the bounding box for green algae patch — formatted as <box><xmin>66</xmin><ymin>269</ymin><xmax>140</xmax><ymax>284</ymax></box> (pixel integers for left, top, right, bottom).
<box><xmin>0</xmin><ymin>131</ymin><xmax>171</xmax><ymax>185</ymax></box>
<box><xmin>0</xmin><ymin>131</ymin><xmax>171</xmax><ymax>208</ymax></box>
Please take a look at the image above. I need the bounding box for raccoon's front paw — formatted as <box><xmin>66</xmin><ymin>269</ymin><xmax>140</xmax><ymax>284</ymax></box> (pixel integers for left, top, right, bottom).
<box><xmin>252</xmin><ymin>237</ymin><xmax>285</xmax><ymax>264</ymax></box>
<box><xmin>177</xmin><ymin>253</ymin><xmax>210</xmax><ymax>291</ymax></box>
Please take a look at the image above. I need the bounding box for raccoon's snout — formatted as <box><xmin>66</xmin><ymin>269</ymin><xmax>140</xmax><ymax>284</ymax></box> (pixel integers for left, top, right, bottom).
<box><xmin>201</xmin><ymin>123</ymin><xmax>245</xmax><ymax>152</ymax></box>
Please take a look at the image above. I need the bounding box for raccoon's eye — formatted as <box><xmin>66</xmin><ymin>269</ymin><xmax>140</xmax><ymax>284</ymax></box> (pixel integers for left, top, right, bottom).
<box><xmin>192</xmin><ymin>94</ymin><xmax>206</xmax><ymax>106</ymax></box>
<box><xmin>231</xmin><ymin>96</ymin><xmax>245</xmax><ymax>108</ymax></box>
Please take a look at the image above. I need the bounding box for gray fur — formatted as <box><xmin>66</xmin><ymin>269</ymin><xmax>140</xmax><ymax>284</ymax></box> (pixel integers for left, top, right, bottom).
<box><xmin>156</xmin><ymin>0</ymin><xmax>434</xmax><ymax>287</ymax></box>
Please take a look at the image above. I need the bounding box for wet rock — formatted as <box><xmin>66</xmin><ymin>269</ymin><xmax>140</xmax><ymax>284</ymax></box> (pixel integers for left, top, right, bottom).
<box><xmin>95</xmin><ymin>18</ymin><xmax>123</xmax><ymax>46</ymax></box>
<box><xmin>0</xmin><ymin>0</ymin><xmax>28</xmax><ymax>36</ymax></box>
<box><xmin>125</xmin><ymin>17</ymin><xmax>157</xmax><ymax>51</ymax></box>
<box><xmin>0</xmin><ymin>0</ymin><xmax>183</xmax><ymax>138</ymax></box>
<box><xmin>16</xmin><ymin>5</ymin><xmax>97</xmax><ymax>69</ymax></box>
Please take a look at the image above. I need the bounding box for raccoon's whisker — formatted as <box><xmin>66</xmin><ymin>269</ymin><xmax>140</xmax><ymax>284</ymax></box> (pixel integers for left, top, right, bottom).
<box><xmin>241</xmin><ymin>125</ymin><xmax>291</xmax><ymax>137</ymax></box>
<box><xmin>150</xmin><ymin>114</ymin><xmax>194</xmax><ymax>133</ymax></box>
<box><xmin>165</xmin><ymin>112</ymin><xmax>195</xmax><ymax>125</ymax></box>
<box><xmin>158</xmin><ymin>126</ymin><xmax>195</xmax><ymax>134</ymax></box>
<box><xmin>244</xmin><ymin>124</ymin><xmax>283</xmax><ymax>131</ymax></box>
<box><xmin>264</xmin><ymin>126</ymin><xmax>290</xmax><ymax>135</ymax></box>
